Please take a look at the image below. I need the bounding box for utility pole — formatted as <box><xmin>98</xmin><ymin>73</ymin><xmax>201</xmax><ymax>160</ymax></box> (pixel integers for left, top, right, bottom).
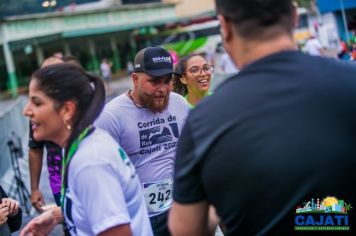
<box><xmin>339</xmin><ymin>0</ymin><xmax>350</xmax><ymax>43</ymax></box>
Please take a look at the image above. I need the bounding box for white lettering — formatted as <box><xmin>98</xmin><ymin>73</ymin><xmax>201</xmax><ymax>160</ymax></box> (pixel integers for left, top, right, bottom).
<box><xmin>152</xmin><ymin>57</ymin><xmax>172</xmax><ymax>64</ymax></box>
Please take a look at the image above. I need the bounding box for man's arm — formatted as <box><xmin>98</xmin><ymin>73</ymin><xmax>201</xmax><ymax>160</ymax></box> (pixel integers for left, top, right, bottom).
<box><xmin>29</xmin><ymin>148</ymin><xmax>45</xmax><ymax>212</ymax></box>
<box><xmin>169</xmin><ymin>201</ymin><xmax>216</xmax><ymax>236</ymax></box>
<box><xmin>170</xmin><ymin>119</ymin><xmax>219</xmax><ymax>235</ymax></box>
<box><xmin>20</xmin><ymin>206</ymin><xmax>63</xmax><ymax>236</ymax></box>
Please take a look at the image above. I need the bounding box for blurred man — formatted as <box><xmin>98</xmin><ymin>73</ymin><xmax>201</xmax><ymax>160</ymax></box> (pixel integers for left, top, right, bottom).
<box><xmin>304</xmin><ymin>35</ymin><xmax>324</xmax><ymax>56</ymax></box>
<box><xmin>96</xmin><ymin>47</ymin><xmax>189</xmax><ymax>235</ymax></box>
<box><xmin>169</xmin><ymin>0</ymin><xmax>356</xmax><ymax>235</ymax></box>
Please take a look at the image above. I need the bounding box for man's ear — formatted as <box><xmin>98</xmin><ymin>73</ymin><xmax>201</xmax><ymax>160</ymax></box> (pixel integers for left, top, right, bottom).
<box><xmin>132</xmin><ymin>72</ymin><xmax>139</xmax><ymax>87</ymax></box>
<box><xmin>60</xmin><ymin>100</ymin><xmax>76</xmax><ymax>126</ymax></box>
<box><xmin>218</xmin><ymin>14</ymin><xmax>233</xmax><ymax>43</ymax></box>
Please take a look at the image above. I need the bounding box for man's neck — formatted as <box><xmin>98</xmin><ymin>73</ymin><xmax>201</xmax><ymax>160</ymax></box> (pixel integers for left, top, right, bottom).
<box><xmin>128</xmin><ymin>89</ymin><xmax>144</xmax><ymax>108</ymax></box>
<box><xmin>233</xmin><ymin>35</ymin><xmax>297</xmax><ymax>69</ymax></box>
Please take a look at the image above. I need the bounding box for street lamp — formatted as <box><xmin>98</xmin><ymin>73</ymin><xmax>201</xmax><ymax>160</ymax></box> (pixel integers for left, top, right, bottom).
<box><xmin>42</xmin><ymin>0</ymin><xmax>57</xmax><ymax>9</ymax></box>
<box><xmin>339</xmin><ymin>0</ymin><xmax>350</xmax><ymax>43</ymax></box>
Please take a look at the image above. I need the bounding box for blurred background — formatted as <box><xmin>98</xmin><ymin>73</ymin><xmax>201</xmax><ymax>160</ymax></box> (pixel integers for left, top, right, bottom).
<box><xmin>0</xmin><ymin>0</ymin><xmax>356</xmax><ymax>98</ymax></box>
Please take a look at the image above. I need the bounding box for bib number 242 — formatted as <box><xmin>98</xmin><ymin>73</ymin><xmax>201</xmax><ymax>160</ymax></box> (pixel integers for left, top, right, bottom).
<box><xmin>143</xmin><ymin>179</ymin><xmax>173</xmax><ymax>214</ymax></box>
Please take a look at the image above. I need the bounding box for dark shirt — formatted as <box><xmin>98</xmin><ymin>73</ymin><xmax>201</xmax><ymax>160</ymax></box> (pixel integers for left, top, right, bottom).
<box><xmin>0</xmin><ymin>186</ymin><xmax>22</xmax><ymax>233</ymax></box>
<box><xmin>174</xmin><ymin>51</ymin><xmax>356</xmax><ymax>235</ymax></box>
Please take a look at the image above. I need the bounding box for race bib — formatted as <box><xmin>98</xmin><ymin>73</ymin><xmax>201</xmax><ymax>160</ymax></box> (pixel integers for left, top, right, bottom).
<box><xmin>142</xmin><ymin>179</ymin><xmax>173</xmax><ymax>214</ymax></box>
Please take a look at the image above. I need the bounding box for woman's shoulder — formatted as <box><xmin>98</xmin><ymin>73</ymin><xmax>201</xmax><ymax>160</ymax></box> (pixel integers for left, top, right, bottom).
<box><xmin>75</xmin><ymin>129</ymin><xmax>118</xmax><ymax>161</ymax></box>
<box><xmin>85</xmin><ymin>128</ymin><xmax>117</xmax><ymax>149</ymax></box>
<box><xmin>170</xmin><ymin>92</ymin><xmax>190</xmax><ymax>108</ymax></box>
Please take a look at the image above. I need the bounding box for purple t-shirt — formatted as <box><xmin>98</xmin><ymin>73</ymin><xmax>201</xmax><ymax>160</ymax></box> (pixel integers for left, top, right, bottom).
<box><xmin>28</xmin><ymin>123</ymin><xmax>62</xmax><ymax>195</ymax></box>
<box><xmin>45</xmin><ymin>142</ymin><xmax>62</xmax><ymax>194</ymax></box>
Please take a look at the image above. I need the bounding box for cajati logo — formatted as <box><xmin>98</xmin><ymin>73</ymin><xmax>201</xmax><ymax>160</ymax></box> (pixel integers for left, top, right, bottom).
<box><xmin>294</xmin><ymin>196</ymin><xmax>352</xmax><ymax>231</ymax></box>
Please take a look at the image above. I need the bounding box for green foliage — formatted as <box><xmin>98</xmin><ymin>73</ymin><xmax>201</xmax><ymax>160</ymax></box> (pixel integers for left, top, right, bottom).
<box><xmin>296</xmin><ymin>0</ymin><xmax>313</xmax><ymax>8</ymax></box>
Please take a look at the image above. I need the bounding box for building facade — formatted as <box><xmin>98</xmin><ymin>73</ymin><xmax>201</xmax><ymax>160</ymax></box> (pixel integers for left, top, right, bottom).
<box><xmin>317</xmin><ymin>0</ymin><xmax>356</xmax><ymax>42</ymax></box>
<box><xmin>0</xmin><ymin>0</ymin><xmax>216</xmax><ymax>96</ymax></box>
<box><xmin>163</xmin><ymin>0</ymin><xmax>214</xmax><ymax>17</ymax></box>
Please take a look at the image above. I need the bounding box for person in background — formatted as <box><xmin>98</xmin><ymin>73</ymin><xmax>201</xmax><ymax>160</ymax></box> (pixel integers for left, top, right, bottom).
<box><xmin>173</xmin><ymin>54</ymin><xmax>213</xmax><ymax>109</ymax></box>
<box><xmin>127</xmin><ymin>61</ymin><xmax>134</xmax><ymax>75</ymax></box>
<box><xmin>219</xmin><ymin>49</ymin><xmax>239</xmax><ymax>75</ymax></box>
<box><xmin>53</xmin><ymin>52</ymin><xmax>64</xmax><ymax>59</ymax></box>
<box><xmin>169</xmin><ymin>0</ymin><xmax>356</xmax><ymax>235</ymax></box>
<box><xmin>304</xmin><ymin>35</ymin><xmax>324</xmax><ymax>56</ymax></box>
<box><xmin>350</xmin><ymin>32</ymin><xmax>356</xmax><ymax>61</ymax></box>
<box><xmin>337</xmin><ymin>37</ymin><xmax>349</xmax><ymax>60</ymax></box>
<box><xmin>205</xmin><ymin>46</ymin><xmax>215</xmax><ymax>66</ymax></box>
<box><xmin>0</xmin><ymin>185</ymin><xmax>22</xmax><ymax>235</ymax></box>
<box><xmin>100</xmin><ymin>58</ymin><xmax>113</xmax><ymax>93</ymax></box>
<box><xmin>21</xmin><ymin>63</ymin><xmax>152</xmax><ymax>236</ymax></box>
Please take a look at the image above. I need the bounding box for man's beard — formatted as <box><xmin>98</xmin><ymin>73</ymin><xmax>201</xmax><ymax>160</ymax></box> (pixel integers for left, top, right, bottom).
<box><xmin>139</xmin><ymin>92</ymin><xmax>170</xmax><ymax>113</ymax></box>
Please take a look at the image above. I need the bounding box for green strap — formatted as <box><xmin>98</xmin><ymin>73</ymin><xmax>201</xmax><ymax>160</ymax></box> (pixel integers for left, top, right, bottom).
<box><xmin>60</xmin><ymin>126</ymin><xmax>93</xmax><ymax>208</ymax></box>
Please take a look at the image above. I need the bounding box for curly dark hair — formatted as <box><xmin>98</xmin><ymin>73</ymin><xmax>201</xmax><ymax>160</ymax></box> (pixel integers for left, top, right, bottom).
<box><xmin>173</xmin><ymin>53</ymin><xmax>205</xmax><ymax>96</ymax></box>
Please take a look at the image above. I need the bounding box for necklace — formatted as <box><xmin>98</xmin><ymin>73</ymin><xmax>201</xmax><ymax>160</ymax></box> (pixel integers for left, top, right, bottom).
<box><xmin>127</xmin><ymin>90</ymin><xmax>144</xmax><ymax>109</ymax></box>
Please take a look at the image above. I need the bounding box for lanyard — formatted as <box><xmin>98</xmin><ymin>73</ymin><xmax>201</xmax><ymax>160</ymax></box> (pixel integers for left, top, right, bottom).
<box><xmin>60</xmin><ymin>126</ymin><xmax>94</xmax><ymax>208</ymax></box>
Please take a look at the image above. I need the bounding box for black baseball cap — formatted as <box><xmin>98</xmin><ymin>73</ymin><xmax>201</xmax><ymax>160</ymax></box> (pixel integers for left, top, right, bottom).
<box><xmin>134</xmin><ymin>47</ymin><xmax>174</xmax><ymax>77</ymax></box>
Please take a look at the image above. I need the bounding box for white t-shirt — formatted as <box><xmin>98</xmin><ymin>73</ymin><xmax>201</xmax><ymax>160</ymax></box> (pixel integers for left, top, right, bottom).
<box><xmin>63</xmin><ymin>128</ymin><xmax>152</xmax><ymax>236</ymax></box>
<box><xmin>95</xmin><ymin>92</ymin><xmax>189</xmax><ymax>216</ymax></box>
<box><xmin>100</xmin><ymin>62</ymin><xmax>111</xmax><ymax>78</ymax></box>
<box><xmin>220</xmin><ymin>53</ymin><xmax>239</xmax><ymax>74</ymax></box>
<box><xmin>304</xmin><ymin>38</ymin><xmax>322</xmax><ymax>56</ymax></box>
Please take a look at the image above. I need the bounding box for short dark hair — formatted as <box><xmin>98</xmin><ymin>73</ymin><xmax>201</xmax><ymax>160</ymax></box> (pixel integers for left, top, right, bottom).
<box><xmin>62</xmin><ymin>55</ymin><xmax>83</xmax><ymax>69</ymax></box>
<box><xmin>216</xmin><ymin>0</ymin><xmax>294</xmax><ymax>39</ymax></box>
<box><xmin>173</xmin><ymin>54</ymin><xmax>205</xmax><ymax>96</ymax></box>
<box><xmin>31</xmin><ymin>63</ymin><xmax>105</xmax><ymax>155</ymax></box>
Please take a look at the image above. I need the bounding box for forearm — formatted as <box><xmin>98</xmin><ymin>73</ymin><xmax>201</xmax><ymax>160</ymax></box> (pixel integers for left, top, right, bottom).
<box><xmin>169</xmin><ymin>201</ymin><xmax>212</xmax><ymax>236</ymax></box>
<box><xmin>52</xmin><ymin>207</ymin><xmax>64</xmax><ymax>224</ymax></box>
<box><xmin>207</xmin><ymin>206</ymin><xmax>220</xmax><ymax>235</ymax></box>
<box><xmin>29</xmin><ymin>149</ymin><xmax>43</xmax><ymax>191</ymax></box>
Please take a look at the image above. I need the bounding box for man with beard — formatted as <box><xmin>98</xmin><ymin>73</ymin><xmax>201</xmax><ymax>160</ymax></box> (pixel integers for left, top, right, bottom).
<box><xmin>96</xmin><ymin>46</ymin><xmax>189</xmax><ymax>236</ymax></box>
